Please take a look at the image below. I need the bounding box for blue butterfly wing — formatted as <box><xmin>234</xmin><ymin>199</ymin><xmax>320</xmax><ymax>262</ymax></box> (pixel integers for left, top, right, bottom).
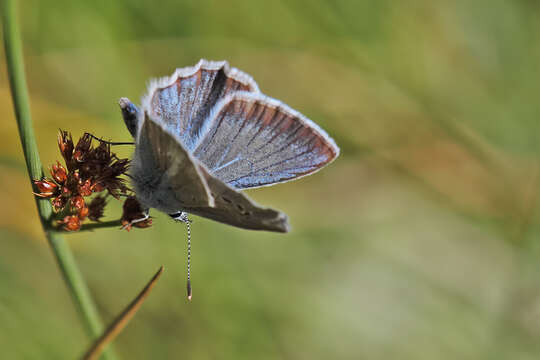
<box><xmin>192</xmin><ymin>92</ymin><xmax>340</xmax><ymax>189</ymax></box>
<box><xmin>144</xmin><ymin>59</ymin><xmax>259</xmax><ymax>152</ymax></box>
<box><xmin>133</xmin><ymin>112</ymin><xmax>289</xmax><ymax>232</ymax></box>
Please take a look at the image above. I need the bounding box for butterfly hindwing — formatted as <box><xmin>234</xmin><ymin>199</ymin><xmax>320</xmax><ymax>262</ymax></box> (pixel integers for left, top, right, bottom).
<box><xmin>183</xmin><ymin>165</ymin><xmax>290</xmax><ymax>232</ymax></box>
<box><xmin>192</xmin><ymin>92</ymin><xmax>339</xmax><ymax>189</ymax></box>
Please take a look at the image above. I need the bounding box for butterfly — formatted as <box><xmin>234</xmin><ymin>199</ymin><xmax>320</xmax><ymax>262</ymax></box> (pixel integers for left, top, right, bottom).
<box><xmin>119</xmin><ymin>59</ymin><xmax>339</xmax><ymax>233</ymax></box>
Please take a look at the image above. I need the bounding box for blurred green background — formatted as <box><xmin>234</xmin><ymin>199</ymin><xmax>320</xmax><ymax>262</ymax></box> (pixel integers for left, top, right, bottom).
<box><xmin>2</xmin><ymin>0</ymin><xmax>540</xmax><ymax>359</ymax></box>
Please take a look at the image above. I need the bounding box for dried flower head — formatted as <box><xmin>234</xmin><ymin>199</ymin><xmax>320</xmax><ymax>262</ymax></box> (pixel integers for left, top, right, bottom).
<box><xmin>33</xmin><ymin>130</ymin><xmax>142</xmax><ymax>232</ymax></box>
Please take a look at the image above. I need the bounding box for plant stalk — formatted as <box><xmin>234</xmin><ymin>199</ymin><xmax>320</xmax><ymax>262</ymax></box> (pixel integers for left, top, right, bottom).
<box><xmin>66</xmin><ymin>220</ymin><xmax>123</xmax><ymax>233</ymax></box>
<box><xmin>1</xmin><ymin>0</ymin><xmax>117</xmax><ymax>359</ymax></box>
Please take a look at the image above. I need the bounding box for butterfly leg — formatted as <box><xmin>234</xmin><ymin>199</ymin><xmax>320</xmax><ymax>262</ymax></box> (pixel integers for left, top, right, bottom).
<box><xmin>121</xmin><ymin>208</ymin><xmax>151</xmax><ymax>230</ymax></box>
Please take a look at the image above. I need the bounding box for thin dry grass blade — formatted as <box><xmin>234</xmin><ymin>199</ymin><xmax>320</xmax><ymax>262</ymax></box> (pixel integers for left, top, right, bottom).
<box><xmin>82</xmin><ymin>266</ymin><xmax>164</xmax><ymax>360</ymax></box>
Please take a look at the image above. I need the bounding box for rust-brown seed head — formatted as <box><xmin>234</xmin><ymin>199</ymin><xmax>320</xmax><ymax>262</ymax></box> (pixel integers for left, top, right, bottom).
<box><xmin>33</xmin><ymin>179</ymin><xmax>59</xmax><ymax>198</ymax></box>
<box><xmin>59</xmin><ymin>215</ymin><xmax>81</xmax><ymax>231</ymax></box>
<box><xmin>35</xmin><ymin>130</ymin><xmax>135</xmax><ymax>232</ymax></box>
<box><xmin>51</xmin><ymin>161</ymin><xmax>68</xmax><ymax>184</ymax></box>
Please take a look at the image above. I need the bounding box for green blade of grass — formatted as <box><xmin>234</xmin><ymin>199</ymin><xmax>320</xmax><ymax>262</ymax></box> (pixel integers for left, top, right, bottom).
<box><xmin>1</xmin><ymin>0</ymin><xmax>117</xmax><ymax>359</ymax></box>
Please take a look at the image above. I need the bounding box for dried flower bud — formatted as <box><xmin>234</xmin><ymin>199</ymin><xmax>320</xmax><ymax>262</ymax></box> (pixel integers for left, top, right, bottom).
<box><xmin>51</xmin><ymin>161</ymin><xmax>68</xmax><ymax>184</ymax></box>
<box><xmin>93</xmin><ymin>141</ymin><xmax>110</xmax><ymax>163</ymax></box>
<box><xmin>58</xmin><ymin>130</ymin><xmax>75</xmax><ymax>169</ymax></box>
<box><xmin>121</xmin><ymin>197</ymin><xmax>152</xmax><ymax>231</ymax></box>
<box><xmin>91</xmin><ymin>181</ymin><xmax>105</xmax><ymax>193</ymax></box>
<box><xmin>74</xmin><ymin>133</ymin><xmax>92</xmax><ymax>162</ymax></box>
<box><xmin>70</xmin><ymin>195</ymin><xmax>85</xmax><ymax>211</ymax></box>
<box><xmin>58</xmin><ymin>130</ymin><xmax>73</xmax><ymax>157</ymax></box>
<box><xmin>78</xmin><ymin>206</ymin><xmax>89</xmax><ymax>220</ymax></box>
<box><xmin>59</xmin><ymin>215</ymin><xmax>81</xmax><ymax>231</ymax></box>
<box><xmin>61</xmin><ymin>185</ymin><xmax>72</xmax><ymax>197</ymax></box>
<box><xmin>78</xmin><ymin>179</ymin><xmax>93</xmax><ymax>196</ymax></box>
<box><xmin>52</xmin><ymin>195</ymin><xmax>67</xmax><ymax>212</ymax></box>
<box><xmin>33</xmin><ymin>179</ymin><xmax>59</xmax><ymax>198</ymax></box>
<box><xmin>88</xmin><ymin>195</ymin><xmax>107</xmax><ymax>221</ymax></box>
<box><xmin>121</xmin><ymin>197</ymin><xmax>143</xmax><ymax>221</ymax></box>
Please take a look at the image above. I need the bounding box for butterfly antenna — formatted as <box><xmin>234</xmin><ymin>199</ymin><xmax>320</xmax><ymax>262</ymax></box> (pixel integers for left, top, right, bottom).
<box><xmin>85</xmin><ymin>132</ymin><xmax>134</xmax><ymax>146</ymax></box>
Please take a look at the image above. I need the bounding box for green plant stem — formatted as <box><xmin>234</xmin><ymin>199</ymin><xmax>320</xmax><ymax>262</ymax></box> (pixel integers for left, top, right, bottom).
<box><xmin>1</xmin><ymin>1</ymin><xmax>117</xmax><ymax>359</ymax></box>
<box><xmin>59</xmin><ymin>219</ymin><xmax>123</xmax><ymax>233</ymax></box>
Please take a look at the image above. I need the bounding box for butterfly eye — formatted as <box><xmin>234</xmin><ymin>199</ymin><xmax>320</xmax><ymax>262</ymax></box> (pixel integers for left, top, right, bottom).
<box><xmin>127</xmin><ymin>105</ymin><xmax>137</xmax><ymax>116</ymax></box>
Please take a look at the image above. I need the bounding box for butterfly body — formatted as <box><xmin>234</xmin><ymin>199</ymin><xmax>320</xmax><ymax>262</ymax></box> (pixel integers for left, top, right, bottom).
<box><xmin>121</xmin><ymin>59</ymin><xmax>339</xmax><ymax>232</ymax></box>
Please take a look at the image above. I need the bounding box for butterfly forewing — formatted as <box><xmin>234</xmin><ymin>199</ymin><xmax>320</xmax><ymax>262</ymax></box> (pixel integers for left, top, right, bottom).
<box><xmin>131</xmin><ymin>113</ymin><xmax>214</xmax><ymax>213</ymax></box>
<box><xmin>193</xmin><ymin>92</ymin><xmax>339</xmax><ymax>189</ymax></box>
<box><xmin>144</xmin><ymin>60</ymin><xmax>259</xmax><ymax>152</ymax></box>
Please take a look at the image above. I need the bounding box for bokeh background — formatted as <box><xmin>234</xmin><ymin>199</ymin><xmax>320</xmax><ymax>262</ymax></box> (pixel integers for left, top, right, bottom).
<box><xmin>2</xmin><ymin>0</ymin><xmax>540</xmax><ymax>359</ymax></box>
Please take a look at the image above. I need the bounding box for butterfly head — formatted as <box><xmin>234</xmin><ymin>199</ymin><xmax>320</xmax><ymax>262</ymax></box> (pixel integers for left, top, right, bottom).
<box><xmin>119</xmin><ymin>97</ymin><xmax>140</xmax><ymax>138</ymax></box>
